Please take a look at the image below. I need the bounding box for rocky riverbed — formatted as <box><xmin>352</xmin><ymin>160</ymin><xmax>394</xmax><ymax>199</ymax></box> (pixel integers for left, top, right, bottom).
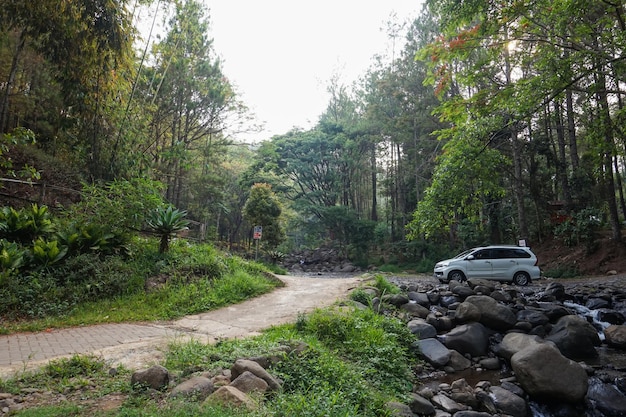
<box><xmin>379</xmin><ymin>274</ymin><xmax>626</xmax><ymax>417</ymax></box>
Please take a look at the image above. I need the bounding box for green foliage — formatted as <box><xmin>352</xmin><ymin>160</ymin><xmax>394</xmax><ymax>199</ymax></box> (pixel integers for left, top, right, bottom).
<box><xmin>0</xmin><ymin>204</ymin><xmax>54</xmax><ymax>243</ymax></box>
<box><xmin>243</xmin><ymin>183</ymin><xmax>285</xmax><ymax>250</ymax></box>
<box><xmin>294</xmin><ymin>308</ymin><xmax>415</xmax><ymax>394</ymax></box>
<box><xmin>373</xmin><ymin>274</ymin><xmax>401</xmax><ymax>295</ymax></box>
<box><xmin>65</xmin><ymin>178</ymin><xmax>165</xmax><ymax>233</ymax></box>
<box><xmin>349</xmin><ymin>288</ymin><xmax>374</xmax><ymax>306</ymax></box>
<box><xmin>56</xmin><ymin>222</ymin><xmax>131</xmax><ymax>256</ymax></box>
<box><xmin>146</xmin><ymin>205</ymin><xmax>190</xmax><ymax>253</ymax></box>
<box><xmin>0</xmin><ymin>239</ymin><xmax>279</xmax><ymax>327</ymax></box>
<box><xmin>0</xmin><ymin>239</ymin><xmax>27</xmax><ymax>272</ymax></box>
<box><xmin>0</xmin><ymin>128</ymin><xmax>39</xmax><ymax>179</ymax></box>
<box><xmin>554</xmin><ymin>207</ymin><xmax>602</xmax><ymax>248</ymax></box>
<box><xmin>43</xmin><ymin>354</ymin><xmax>105</xmax><ymax>379</ymax></box>
<box><xmin>406</xmin><ymin>136</ymin><xmax>508</xmax><ymax>242</ymax></box>
<box><xmin>543</xmin><ymin>265</ymin><xmax>580</xmax><ymax>279</ymax></box>
<box><xmin>30</xmin><ymin>238</ymin><xmax>67</xmax><ymax>268</ymax></box>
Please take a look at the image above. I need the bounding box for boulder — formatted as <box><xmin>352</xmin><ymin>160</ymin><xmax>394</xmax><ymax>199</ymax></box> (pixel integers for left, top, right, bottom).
<box><xmin>401</xmin><ymin>302</ymin><xmax>430</xmax><ymax>318</ymax></box>
<box><xmin>414</xmin><ymin>338</ymin><xmax>451</xmax><ymax>367</ymax></box>
<box><xmin>203</xmin><ymin>386</ymin><xmax>257</xmax><ymax>411</ymax></box>
<box><xmin>169</xmin><ymin>376</ymin><xmax>214</xmax><ymax>400</ymax></box>
<box><xmin>587</xmin><ymin>377</ymin><xmax>626</xmax><ymax>417</ymax></box>
<box><xmin>382</xmin><ymin>293</ymin><xmax>410</xmax><ymax>307</ymax></box>
<box><xmin>454</xmin><ymin>301</ymin><xmax>481</xmax><ymax>323</ymax></box>
<box><xmin>446</xmin><ymin>349</ymin><xmax>472</xmax><ymax>372</ymax></box>
<box><xmin>511</xmin><ymin>343</ymin><xmax>588</xmax><ymax>403</ymax></box>
<box><xmin>230</xmin><ymin>370</ymin><xmax>269</xmax><ymax>394</ymax></box>
<box><xmin>545</xmin><ymin>314</ymin><xmax>600</xmax><ymax>359</ymax></box>
<box><xmin>407</xmin><ymin>392</ymin><xmax>436</xmax><ymax>416</ymax></box>
<box><xmin>464</xmin><ymin>295</ymin><xmax>517</xmax><ymax>331</ymax></box>
<box><xmin>408</xmin><ymin>291</ymin><xmax>431</xmax><ymax>307</ymax></box>
<box><xmin>483</xmin><ymin>385</ymin><xmax>528</xmax><ymax>417</ymax></box>
<box><xmin>231</xmin><ymin>359</ymin><xmax>281</xmax><ymax>391</ymax></box>
<box><xmin>496</xmin><ymin>332</ymin><xmax>549</xmax><ymax>361</ymax></box>
<box><xmin>604</xmin><ymin>324</ymin><xmax>626</xmax><ymax>348</ymax></box>
<box><xmin>131</xmin><ymin>365</ymin><xmax>170</xmax><ymax>391</ymax></box>
<box><xmin>440</xmin><ymin>322</ymin><xmax>490</xmax><ymax>357</ymax></box>
<box><xmin>516</xmin><ymin>309</ymin><xmax>550</xmax><ymax>326</ymax></box>
<box><xmin>407</xmin><ymin>318</ymin><xmax>437</xmax><ymax>339</ymax></box>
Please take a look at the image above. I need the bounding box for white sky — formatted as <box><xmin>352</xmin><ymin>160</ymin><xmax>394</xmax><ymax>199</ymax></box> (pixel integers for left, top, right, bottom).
<box><xmin>138</xmin><ymin>1</ymin><xmax>424</xmax><ymax>142</ymax></box>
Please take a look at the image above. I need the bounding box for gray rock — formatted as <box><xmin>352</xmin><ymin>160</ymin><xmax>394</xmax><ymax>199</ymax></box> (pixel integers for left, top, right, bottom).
<box><xmin>431</xmin><ymin>393</ymin><xmax>467</xmax><ymax>413</ymax></box>
<box><xmin>169</xmin><ymin>376</ymin><xmax>214</xmax><ymax>400</ymax></box>
<box><xmin>464</xmin><ymin>295</ymin><xmax>517</xmax><ymax>331</ymax></box>
<box><xmin>440</xmin><ymin>322</ymin><xmax>490</xmax><ymax>357</ymax></box>
<box><xmin>402</xmin><ymin>302</ymin><xmax>431</xmax><ymax>318</ymax></box>
<box><xmin>407</xmin><ymin>318</ymin><xmax>438</xmax><ymax>338</ymax></box>
<box><xmin>545</xmin><ymin>314</ymin><xmax>600</xmax><ymax>359</ymax></box>
<box><xmin>487</xmin><ymin>385</ymin><xmax>528</xmax><ymax>417</ymax></box>
<box><xmin>605</xmin><ymin>324</ymin><xmax>626</xmax><ymax>348</ymax></box>
<box><xmin>516</xmin><ymin>309</ymin><xmax>550</xmax><ymax>326</ymax></box>
<box><xmin>414</xmin><ymin>338</ymin><xmax>451</xmax><ymax>367</ymax></box>
<box><xmin>131</xmin><ymin>365</ymin><xmax>170</xmax><ymax>391</ymax></box>
<box><xmin>496</xmin><ymin>332</ymin><xmax>549</xmax><ymax>361</ymax></box>
<box><xmin>408</xmin><ymin>291</ymin><xmax>431</xmax><ymax>307</ymax></box>
<box><xmin>230</xmin><ymin>370</ymin><xmax>269</xmax><ymax>394</ymax></box>
<box><xmin>451</xmin><ymin>285</ymin><xmax>475</xmax><ymax>299</ymax></box>
<box><xmin>231</xmin><ymin>359</ymin><xmax>281</xmax><ymax>391</ymax></box>
<box><xmin>454</xmin><ymin>302</ymin><xmax>481</xmax><ymax>324</ymax></box>
<box><xmin>383</xmin><ymin>293</ymin><xmax>410</xmax><ymax>307</ymax></box>
<box><xmin>386</xmin><ymin>401</ymin><xmax>415</xmax><ymax>417</ymax></box>
<box><xmin>203</xmin><ymin>385</ymin><xmax>257</xmax><ymax>411</ymax></box>
<box><xmin>448</xmin><ymin>378</ymin><xmax>478</xmax><ymax>409</ymax></box>
<box><xmin>408</xmin><ymin>392</ymin><xmax>436</xmax><ymax>415</ymax></box>
<box><xmin>446</xmin><ymin>349</ymin><xmax>472</xmax><ymax>372</ymax></box>
<box><xmin>587</xmin><ymin>376</ymin><xmax>626</xmax><ymax>416</ymax></box>
<box><xmin>478</xmin><ymin>357</ymin><xmax>501</xmax><ymax>370</ymax></box>
<box><xmin>511</xmin><ymin>343</ymin><xmax>588</xmax><ymax>403</ymax></box>
<box><xmin>426</xmin><ymin>313</ymin><xmax>454</xmax><ymax>332</ymax></box>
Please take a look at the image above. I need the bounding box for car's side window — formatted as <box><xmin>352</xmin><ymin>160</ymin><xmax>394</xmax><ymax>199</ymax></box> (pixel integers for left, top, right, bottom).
<box><xmin>473</xmin><ymin>249</ymin><xmax>493</xmax><ymax>259</ymax></box>
<box><xmin>511</xmin><ymin>249</ymin><xmax>531</xmax><ymax>258</ymax></box>
<box><xmin>493</xmin><ymin>249</ymin><xmax>511</xmax><ymax>258</ymax></box>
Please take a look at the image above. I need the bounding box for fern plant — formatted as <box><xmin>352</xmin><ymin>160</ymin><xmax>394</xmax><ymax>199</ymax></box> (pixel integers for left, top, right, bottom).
<box><xmin>146</xmin><ymin>205</ymin><xmax>189</xmax><ymax>253</ymax></box>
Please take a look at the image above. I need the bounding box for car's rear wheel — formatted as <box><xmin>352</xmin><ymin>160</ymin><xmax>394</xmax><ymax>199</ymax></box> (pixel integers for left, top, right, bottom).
<box><xmin>448</xmin><ymin>270</ymin><xmax>466</xmax><ymax>282</ymax></box>
<box><xmin>513</xmin><ymin>271</ymin><xmax>530</xmax><ymax>286</ymax></box>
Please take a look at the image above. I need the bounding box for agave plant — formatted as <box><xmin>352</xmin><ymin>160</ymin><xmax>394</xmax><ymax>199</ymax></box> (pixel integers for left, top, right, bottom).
<box><xmin>146</xmin><ymin>205</ymin><xmax>189</xmax><ymax>253</ymax></box>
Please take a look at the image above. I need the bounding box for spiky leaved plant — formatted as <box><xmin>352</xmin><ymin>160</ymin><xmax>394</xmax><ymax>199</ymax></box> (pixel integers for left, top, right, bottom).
<box><xmin>146</xmin><ymin>205</ymin><xmax>189</xmax><ymax>253</ymax></box>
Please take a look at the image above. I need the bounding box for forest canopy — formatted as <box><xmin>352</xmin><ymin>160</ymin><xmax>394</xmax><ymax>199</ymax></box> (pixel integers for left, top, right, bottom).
<box><xmin>1</xmin><ymin>0</ymin><xmax>625</xmax><ymax>267</ymax></box>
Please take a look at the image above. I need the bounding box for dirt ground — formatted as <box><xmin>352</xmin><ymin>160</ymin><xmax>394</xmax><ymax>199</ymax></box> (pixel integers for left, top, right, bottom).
<box><xmin>533</xmin><ymin>236</ymin><xmax>626</xmax><ymax>277</ymax></box>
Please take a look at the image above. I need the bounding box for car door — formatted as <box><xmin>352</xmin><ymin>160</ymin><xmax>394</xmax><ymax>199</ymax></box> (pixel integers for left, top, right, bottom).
<box><xmin>490</xmin><ymin>248</ymin><xmax>516</xmax><ymax>279</ymax></box>
<box><xmin>465</xmin><ymin>249</ymin><xmax>494</xmax><ymax>278</ymax></box>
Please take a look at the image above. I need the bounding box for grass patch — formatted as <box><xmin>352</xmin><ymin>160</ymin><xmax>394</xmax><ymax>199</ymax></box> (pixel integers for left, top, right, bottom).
<box><xmin>3</xmin><ymin>302</ymin><xmax>417</xmax><ymax>416</ymax></box>
<box><xmin>0</xmin><ymin>239</ymin><xmax>281</xmax><ymax>334</ymax></box>
<box><xmin>543</xmin><ymin>265</ymin><xmax>581</xmax><ymax>279</ymax></box>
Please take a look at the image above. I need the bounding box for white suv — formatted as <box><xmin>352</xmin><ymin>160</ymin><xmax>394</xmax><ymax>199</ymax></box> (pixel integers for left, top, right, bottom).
<box><xmin>433</xmin><ymin>245</ymin><xmax>540</xmax><ymax>286</ymax></box>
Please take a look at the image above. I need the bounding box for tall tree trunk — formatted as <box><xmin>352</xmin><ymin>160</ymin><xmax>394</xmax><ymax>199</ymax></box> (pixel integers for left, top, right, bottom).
<box><xmin>0</xmin><ymin>30</ymin><xmax>26</xmax><ymax>133</ymax></box>
<box><xmin>511</xmin><ymin>130</ymin><xmax>529</xmax><ymax>240</ymax></box>
<box><xmin>370</xmin><ymin>139</ymin><xmax>378</xmax><ymax>221</ymax></box>
<box><xmin>596</xmin><ymin>68</ymin><xmax>621</xmax><ymax>241</ymax></box>
<box><xmin>565</xmin><ymin>88</ymin><xmax>579</xmax><ymax>171</ymax></box>
<box><xmin>554</xmin><ymin>101</ymin><xmax>572</xmax><ymax>208</ymax></box>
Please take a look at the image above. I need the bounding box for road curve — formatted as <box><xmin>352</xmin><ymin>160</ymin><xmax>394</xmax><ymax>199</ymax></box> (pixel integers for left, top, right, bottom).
<box><xmin>0</xmin><ymin>274</ymin><xmax>363</xmax><ymax>379</ymax></box>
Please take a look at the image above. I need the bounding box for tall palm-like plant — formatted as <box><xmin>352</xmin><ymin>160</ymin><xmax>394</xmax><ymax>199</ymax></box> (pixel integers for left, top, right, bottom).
<box><xmin>146</xmin><ymin>205</ymin><xmax>189</xmax><ymax>253</ymax></box>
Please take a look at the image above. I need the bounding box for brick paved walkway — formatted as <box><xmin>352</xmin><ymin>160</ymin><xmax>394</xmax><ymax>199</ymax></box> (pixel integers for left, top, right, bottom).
<box><xmin>0</xmin><ymin>324</ymin><xmax>172</xmax><ymax>371</ymax></box>
<box><xmin>0</xmin><ymin>275</ymin><xmax>362</xmax><ymax>379</ymax></box>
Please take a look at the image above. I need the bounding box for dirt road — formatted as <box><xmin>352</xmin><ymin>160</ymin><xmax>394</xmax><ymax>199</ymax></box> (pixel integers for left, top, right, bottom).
<box><xmin>0</xmin><ymin>274</ymin><xmax>363</xmax><ymax>378</ymax></box>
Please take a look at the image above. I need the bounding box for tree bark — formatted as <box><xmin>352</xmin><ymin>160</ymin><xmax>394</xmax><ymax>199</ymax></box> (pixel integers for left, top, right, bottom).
<box><xmin>0</xmin><ymin>30</ymin><xmax>26</xmax><ymax>133</ymax></box>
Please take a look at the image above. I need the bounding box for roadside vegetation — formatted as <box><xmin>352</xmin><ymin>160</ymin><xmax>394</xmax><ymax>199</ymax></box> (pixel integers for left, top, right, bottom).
<box><xmin>0</xmin><ymin>277</ymin><xmax>419</xmax><ymax>417</ymax></box>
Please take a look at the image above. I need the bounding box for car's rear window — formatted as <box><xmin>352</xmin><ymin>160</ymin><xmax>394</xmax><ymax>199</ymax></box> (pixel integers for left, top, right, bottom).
<box><xmin>493</xmin><ymin>248</ymin><xmax>532</xmax><ymax>258</ymax></box>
